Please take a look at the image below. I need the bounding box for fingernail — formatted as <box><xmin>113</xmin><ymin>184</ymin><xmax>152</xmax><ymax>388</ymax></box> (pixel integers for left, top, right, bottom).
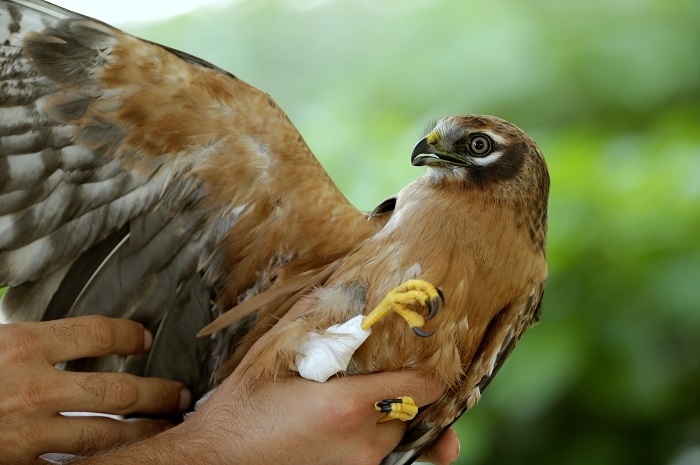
<box><xmin>451</xmin><ymin>436</ymin><xmax>460</xmax><ymax>464</ymax></box>
<box><xmin>179</xmin><ymin>388</ymin><xmax>192</xmax><ymax>412</ymax></box>
<box><xmin>143</xmin><ymin>329</ymin><xmax>153</xmax><ymax>351</ymax></box>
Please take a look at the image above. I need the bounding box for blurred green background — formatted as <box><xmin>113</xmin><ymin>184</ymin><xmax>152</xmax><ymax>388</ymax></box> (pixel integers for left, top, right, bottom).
<box><xmin>5</xmin><ymin>0</ymin><xmax>700</xmax><ymax>463</ymax></box>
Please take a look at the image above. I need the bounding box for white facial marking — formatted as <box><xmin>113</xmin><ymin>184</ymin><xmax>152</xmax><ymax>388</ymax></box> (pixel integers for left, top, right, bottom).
<box><xmin>469</xmin><ymin>150</ymin><xmax>504</xmax><ymax>166</ymax></box>
<box><xmin>481</xmin><ymin>129</ymin><xmax>507</xmax><ymax>146</ymax></box>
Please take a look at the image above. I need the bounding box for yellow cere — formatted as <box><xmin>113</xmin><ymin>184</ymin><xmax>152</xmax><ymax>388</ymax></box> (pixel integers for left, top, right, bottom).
<box><xmin>426</xmin><ymin>131</ymin><xmax>440</xmax><ymax>146</ymax></box>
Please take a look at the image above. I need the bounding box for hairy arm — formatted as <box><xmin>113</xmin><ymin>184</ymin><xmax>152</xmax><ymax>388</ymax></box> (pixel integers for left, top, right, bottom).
<box><xmin>71</xmin><ymin>372</ymin><xmax>458</xmax><ymax>465</ymax></box>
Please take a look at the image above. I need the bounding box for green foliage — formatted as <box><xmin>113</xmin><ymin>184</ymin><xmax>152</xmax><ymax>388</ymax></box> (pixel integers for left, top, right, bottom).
<box><xmin>4</xmin><ymin>0</ymin><xmax>697</xmax><ymax>463</ymax></box>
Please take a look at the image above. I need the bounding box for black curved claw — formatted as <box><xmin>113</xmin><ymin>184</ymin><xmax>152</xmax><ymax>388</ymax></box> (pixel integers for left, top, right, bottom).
<box><xmin>426</xmin><ymin>296</ymin><xmax>440</xmax><ymax>321</ymax></box>
<box><xmin>413</xmin><ymin>326</ymin><xmax>436</xmax><ymax>337</ymax></box>
<box><xmin>376</xmin><ymin>398</ymin><xmax>402</xmax><ymax>412</ymax></box>
<box><xmin>425</xmin><ymin>288</ymin><xmax>444</xmax><ymax>321</ymax></box>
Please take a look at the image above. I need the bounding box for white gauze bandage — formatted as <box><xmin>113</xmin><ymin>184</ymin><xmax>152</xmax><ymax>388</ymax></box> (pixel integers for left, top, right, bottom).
<box><xmin>295</xmin><ymin>315</ymin><xmax>371</xmax><ymax>382</ymax></box>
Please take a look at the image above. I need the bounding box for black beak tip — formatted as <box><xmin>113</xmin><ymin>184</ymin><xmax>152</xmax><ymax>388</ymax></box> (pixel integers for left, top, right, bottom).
<box><xmin>411</xmin><ymin>137</ymin><xmax>431</xmax><ymax>164</ymax></box>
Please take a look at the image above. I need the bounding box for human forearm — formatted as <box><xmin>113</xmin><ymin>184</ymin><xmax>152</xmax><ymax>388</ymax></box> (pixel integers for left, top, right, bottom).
<box><xmin>69</xmin><ymin>415</ymin><xmax>229</xmax><ymax>465</ymax></box>
<box><xmin>71</xmin><ymin>372</ymin><xmax>459</xmax><ymax>465</ymax></box>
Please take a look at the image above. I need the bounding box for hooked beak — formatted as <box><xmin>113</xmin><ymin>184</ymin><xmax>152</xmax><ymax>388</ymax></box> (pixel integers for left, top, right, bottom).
<box><xmin>411</xmin><ymin>134</ymin><xmax>469</xmax><ymax>167</ymax></box>
<box><xmin>410</xmin><ymin>137</ymin><xmax>438</xmax><ymax>166</ymax></box>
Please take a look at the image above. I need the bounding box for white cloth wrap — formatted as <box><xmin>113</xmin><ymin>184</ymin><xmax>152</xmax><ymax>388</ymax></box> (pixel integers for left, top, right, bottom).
<box><xmin>295</xmin><ymin>315</ymin><xmax>371</xmax><ymax>382</ymax></box>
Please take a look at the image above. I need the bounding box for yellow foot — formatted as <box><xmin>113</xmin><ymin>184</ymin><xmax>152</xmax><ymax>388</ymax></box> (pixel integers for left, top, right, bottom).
<box><xmin>360</xmin><ymin>279</ymin><xmax>443</xmax><ymax>337</ymax></box>
<box><xmin>375</xmin><ymin>396</ymin><xmax>418</xmax><ymax>423</ymax></box>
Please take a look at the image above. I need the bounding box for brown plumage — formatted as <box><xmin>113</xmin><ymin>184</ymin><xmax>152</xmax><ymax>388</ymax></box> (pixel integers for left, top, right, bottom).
<box><xmin>230</xmin><ymin>114</ymin><xmax>549</xmax><ymax>463</ymax></box>
<box><xmin>0</xmin><ymin>2</ymin><xmax>549</xmax><ymax>463</ymax></box>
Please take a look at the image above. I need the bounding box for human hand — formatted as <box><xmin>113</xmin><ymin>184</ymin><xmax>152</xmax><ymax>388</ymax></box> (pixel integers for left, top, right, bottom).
<box><xmin>0</xmin><ymin>316</ymin><xmax>191</xmax><ymax>464</ymax></box>
<box><xmin>178</xmin><ymin>370</ymin><xmax>460</xmax><ymax>465</ymax></box>
<box><xmin>189</xmin><ymin>371</ymin><xmax>460</xmax><ymax>465</ymax></box>
<box><xmin>77</xmin><ymin>370</ymin><xmax>459</xmax><ymax>465</ymax></box>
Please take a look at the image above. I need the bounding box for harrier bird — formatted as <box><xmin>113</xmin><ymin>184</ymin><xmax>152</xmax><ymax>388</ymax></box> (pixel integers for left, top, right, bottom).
<box><xmin>0</xmin><ymin>1</ymin><xmax>549</xmax><ymax>463</ymax></box>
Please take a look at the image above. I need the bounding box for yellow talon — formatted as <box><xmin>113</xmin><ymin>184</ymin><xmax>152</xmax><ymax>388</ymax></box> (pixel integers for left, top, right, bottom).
<box><xmin>375</xmin><ymin>396</ymin><xmax>418</xmax><ymax>423</ymax></box>
<box><xmin>361</xmin><ymin>279</ymin><xmax>443</xmax><ymax>337</ymax></box>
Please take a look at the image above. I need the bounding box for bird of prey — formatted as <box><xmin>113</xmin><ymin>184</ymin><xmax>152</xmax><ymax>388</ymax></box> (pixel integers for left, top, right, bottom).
<box><xmin>228</xmin><ymin>114</ymin><xmax>549</xmax><ymax>464</ymax></box>
<box><xmin>0</xmin><ymin>1</ymin><xmax>550</xmax><ymax>464</ymax></box>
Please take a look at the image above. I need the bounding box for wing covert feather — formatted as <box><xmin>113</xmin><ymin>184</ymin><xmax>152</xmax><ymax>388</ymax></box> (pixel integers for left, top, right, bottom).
<box><xmin>0</xmin><ymin>0</ymin><xmax>281</xmax><ymax>395</ymax></box>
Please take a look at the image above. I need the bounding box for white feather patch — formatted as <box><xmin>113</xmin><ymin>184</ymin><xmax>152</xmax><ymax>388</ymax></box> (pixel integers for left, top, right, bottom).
<box><xmin>481</xmin><ymin>129</ymin><xmax>507</xmax><ymax>146</ymax></box>
<box><xmin>469</xmin><ymin>150</ymin><xmax>504</xmax><ymax>166</ymax></box>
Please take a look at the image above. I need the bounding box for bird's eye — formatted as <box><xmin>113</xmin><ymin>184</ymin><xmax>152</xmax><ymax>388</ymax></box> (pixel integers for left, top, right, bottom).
<box><xmin>468</xmin><ymin>135</ymin><xmax>492</xmax><ymax>157</ymax></box>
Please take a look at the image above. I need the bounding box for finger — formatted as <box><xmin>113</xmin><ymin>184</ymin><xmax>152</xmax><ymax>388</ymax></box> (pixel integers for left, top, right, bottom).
<box><xmin>44</xmin><ymin>415</ymin><xmax>171</xmax><ymax>455</ymax></box>
<box><xmin>33</xmin><ymin>316</ymin><xmax>151</xmax><ymax>364</ymax></box>
<box><xmin>53</xmin><ymin>371</ymin><xmax>191</xmax><ymax>415</ymax></box>
<box><xmin>325</xmin><ymin>371</ymin><xmax>446</xmax><ymax>452</ymax></box>
<box><xmin>416</xmin><ymin>427</ymin><xmax>460</xmax><ymax>465</ymax></box>
<box><xmin>335</xmin><ymin>370</ymin><xmax>446</xmax><ymax>410</ymax></box>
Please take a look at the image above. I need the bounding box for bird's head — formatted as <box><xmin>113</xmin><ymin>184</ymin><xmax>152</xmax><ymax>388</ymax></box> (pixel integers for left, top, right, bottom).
<box><xmin>411</xmin><ymin>114</ymin><xmax>550</xmax><ymax>251</ymax></box>
<box><xmin>411</xmin><ymin>114</ymin><xmax>548</xmax><ymax>193</ymax></box>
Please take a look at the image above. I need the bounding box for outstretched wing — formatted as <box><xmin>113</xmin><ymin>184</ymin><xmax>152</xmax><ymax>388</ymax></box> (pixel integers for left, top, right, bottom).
<box><xmin>0</xmin><ymin>0</ymin><xmax>337</xmax><ymax>398</ymax></box>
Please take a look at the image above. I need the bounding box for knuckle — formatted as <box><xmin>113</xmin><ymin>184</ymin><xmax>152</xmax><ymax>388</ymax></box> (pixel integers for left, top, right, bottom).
<box><xmin>108</xmin><ymin>378</ymin><xmax>139</xmax><ymax>413</ymax></box>
<box><xmin>0</xmin><ymin>421</ymin><xmax>44</xmax><ymax>461</ymax></box>
<box><xmin>0</xmin><ymin>327</ymin><xmax>38</xmax><ymax>364</ymax></box>
<box><xmin>17</xmin><ymin>378</ymin><xmax>47</xmax><ymax>412</ymax></box>
<box><xmin>314</xmin><ymin>393</ymin><xmax>366</xmax><ymax>434</ymax></box>
<box><xmin>86</xmin><ymin>316</ymin><xmax>116</xmax><ymax>353</ymax></box>
<box><xmin>18</xmin><ymin>422</ymin><xmax>41</xmax><ymax>443</ymax></box>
